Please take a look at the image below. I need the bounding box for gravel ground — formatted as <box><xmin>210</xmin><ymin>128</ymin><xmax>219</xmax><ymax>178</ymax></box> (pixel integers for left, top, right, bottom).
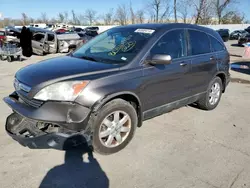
<box><xmin>0</xmin><ymin>41</ymin><xmax>250</xmax><ymax>188</ymax></box>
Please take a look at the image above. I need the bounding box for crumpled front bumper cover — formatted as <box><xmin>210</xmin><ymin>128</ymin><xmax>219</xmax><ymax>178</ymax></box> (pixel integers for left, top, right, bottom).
<box><xmin>3</xmin><ymin>92</ymin><xmax>93</xmax><ymax>150</ymax></box>
<box><xmin>3</xmin><ymin>92</ymin><xmax>91</xmax><ymax>131</ymax></box>
<box><xmin>5</xmin><ymin>113</ymin><xmax>89</xmax><ymax>150</ymax></box>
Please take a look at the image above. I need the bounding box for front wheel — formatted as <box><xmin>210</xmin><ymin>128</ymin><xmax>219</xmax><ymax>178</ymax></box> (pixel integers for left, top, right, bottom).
<box><xmin>90</xmin><ymin>99</ymin><xmax>138</xmax><ymax>155</ymax></box>
<box><xmin>197</xmin><ymin>77</ymin><xmax>223</xmax><ymax>110</ymax></box>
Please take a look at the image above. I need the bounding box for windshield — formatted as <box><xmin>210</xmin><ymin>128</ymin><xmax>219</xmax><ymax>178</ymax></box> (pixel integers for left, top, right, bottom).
<box><xmin>72</xmin><ymin>27</ymin><xmax>156</xmax><ymax>64</ymax></box>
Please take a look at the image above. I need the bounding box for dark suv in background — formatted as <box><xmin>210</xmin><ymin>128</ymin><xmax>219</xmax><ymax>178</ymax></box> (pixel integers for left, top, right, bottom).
<box><xmin>238</xmin><ymin>32</ymin><xmax>250</xmax><ymax>46</ymax></box>
<box><xmin>4</xmin><ymin>24</ymin><xmax>230</xmax><ymax>155</ymax></box>
<box><xmin>216</xmin><ymin>29</ymin><xmax>230</xmax><ymax>42</ymax></box>
<box><xmin>229</xmin><ymin>30</ymin><xmax>248</xmax><ymax>40</ymax></box>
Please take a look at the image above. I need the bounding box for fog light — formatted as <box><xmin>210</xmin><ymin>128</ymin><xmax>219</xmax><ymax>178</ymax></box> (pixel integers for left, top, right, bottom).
<box><xmin>6</xmin><ymin>113</ymin><xmax>23</xmax><ymax>132</ymax></box>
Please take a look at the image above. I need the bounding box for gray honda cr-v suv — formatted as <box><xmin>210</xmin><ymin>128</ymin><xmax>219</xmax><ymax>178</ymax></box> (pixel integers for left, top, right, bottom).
<box><xmin>4</xmin><ymin>23</ymin><xmax>230</xmax><ymax>155</ymax></box>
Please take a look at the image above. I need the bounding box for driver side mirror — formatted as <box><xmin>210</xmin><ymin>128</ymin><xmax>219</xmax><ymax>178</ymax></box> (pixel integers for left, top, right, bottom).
<box><xmin>148</xmin><ymin>54</ymin><xmax>172</xmax><ymax>65</ymax></box>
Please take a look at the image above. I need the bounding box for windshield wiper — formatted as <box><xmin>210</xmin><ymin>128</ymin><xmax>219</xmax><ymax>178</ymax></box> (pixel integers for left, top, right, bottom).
<box><xmin>79</xmin><ymin>55</ymin><xmax>98</xmax><ymax>62</ymax></box>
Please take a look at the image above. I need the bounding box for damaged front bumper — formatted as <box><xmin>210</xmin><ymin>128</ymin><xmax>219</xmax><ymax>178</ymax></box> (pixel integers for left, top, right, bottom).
<box><xmin>3</xmin><ymin>92</ymin><xmax>92</xmax><ymax>150</ymax></box>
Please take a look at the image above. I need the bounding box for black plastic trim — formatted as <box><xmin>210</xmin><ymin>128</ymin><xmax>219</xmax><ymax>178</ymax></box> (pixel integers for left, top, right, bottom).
<box><xmin>3</xmin><ymin>94</ymin><xmax>91</xmax><ymax>131</ymax></box>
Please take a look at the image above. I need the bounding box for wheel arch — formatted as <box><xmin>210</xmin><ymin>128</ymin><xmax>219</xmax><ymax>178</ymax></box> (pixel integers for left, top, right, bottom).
<box><xmin>215</xmin><ymin>72</ymin><xmax>226</xmax><ymax>93</ymax></box>
<box><xmin>93</xmin><ymin>91</ymin><xmax>143</xmax><ymax>127</ymax></box>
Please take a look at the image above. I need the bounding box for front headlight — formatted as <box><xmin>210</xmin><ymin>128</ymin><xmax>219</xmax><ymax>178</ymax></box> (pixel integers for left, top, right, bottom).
<box><xmin>34</xmin><ymin>81</ymin><xmax>89</xmax><ymax>101</ymax></box>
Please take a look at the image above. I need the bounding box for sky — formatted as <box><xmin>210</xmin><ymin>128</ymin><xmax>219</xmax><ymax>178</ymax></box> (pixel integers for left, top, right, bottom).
<box><xmin>0</xmin><ymin>0</ymin><xmax>250</xmax><ymax>20</ymax></box>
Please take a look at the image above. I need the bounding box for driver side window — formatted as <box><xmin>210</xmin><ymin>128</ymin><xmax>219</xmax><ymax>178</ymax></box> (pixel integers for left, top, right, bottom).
<box><xmin>150</xmin><ymin>29</ymin><xmax>186</xmax><ymax>59</ymax></box>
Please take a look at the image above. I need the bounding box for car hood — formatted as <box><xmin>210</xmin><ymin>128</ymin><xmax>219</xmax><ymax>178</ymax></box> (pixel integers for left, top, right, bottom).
<box><xmin>15</xmin><ymin>56</ymin><xmax>121</xmax><ymax>87</ymax></box>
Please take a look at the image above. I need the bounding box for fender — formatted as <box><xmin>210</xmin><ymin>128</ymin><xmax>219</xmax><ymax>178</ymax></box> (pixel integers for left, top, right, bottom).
<box><xmin>93</xmin><ymin>91</ymin><xmax>142</xmax><ymax>111</ymax></box>
<box><xmin>213</xmin><ymin>71</ymin><xmax>229</xmax><ymax>92</ymax></box>
<box><xmin>92</xmin><ymin>91</ymin><xmax>143</xmax><ymax>127</ymax></box>
<box><xmin>213</xmin><ymin>71</ymin><xmax>226</xmax><ymax>79</ymax></box>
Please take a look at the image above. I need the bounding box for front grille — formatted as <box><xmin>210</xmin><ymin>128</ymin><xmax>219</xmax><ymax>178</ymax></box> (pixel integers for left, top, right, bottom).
<box><xmin>17</xmin><ymin>92</ymin><xmax>43</xmax><ymax>108</ymax></box>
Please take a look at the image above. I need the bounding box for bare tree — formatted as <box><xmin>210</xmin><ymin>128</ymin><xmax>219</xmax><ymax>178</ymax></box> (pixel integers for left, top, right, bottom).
<box><xmin>103</xmin><ymin>9</ymin><xmax>114</xmax><ymax>25</ymax></box>
<box><xmin>199</xmin><ymin>1</ymin><xmax>214</xmax><ymax>24</ymax></box>
<box><xmin>177</xmin><ymin>0</ymin><xmax>190</xmax><ymax>23</ymax></box>
<box><xmin>21</xmin><ymin>13</ymin><xmax>29</xmax><ymax>25</ymax></box>
<box><xmin>147</xmin><ymin>9</ymin><xmax>156</xmax><ymax>23</ymax></box>
<box><xmin>40</xmin><ymin>12</ymin><xmax>48</xmax><ymax>24</ymax></box>
<box><xmin>130</xmin><ymin>1</ymin><xmax>136</xmax><ymax>24</ymax></box>
<box><xmin>149</xmin><ymin>0</ymin><xmax>160</xmax><ymax>23</ymax></box>
<box><xmin>58</xmin><ymin>13</ymin><xmax>65</xmax><ymax>23</ymax></box>
<box><xmin>85</xmin><ymin>9</ymin><xmax>97</xmax><ymax>25</ymax></box>
<box><xmin>0</xmin><ymin>18</ymin><xmax>12</xmax><ymax>27</ymax></box>
<box><xmin>64</xmin><ymin>11</ymin><xmax>69</xmax><ymax>24</ymax></box>
<box><xmin>136</xmin><ymin>10</ymin><xmax>145</xmax><ymax>23</ymax></box>
<box><xmin>79</xmin><ymin>14</ymin><xmax>87</xmax><ymax>25</ymax></box>
<box><xmin>71</xmin><ymin>10</ymin><xmax>80</xmax><ymax>25</ymax></box>
<box><xmin>214</xmin><ymin>0</ymin><xmax>234</xmax><ymax>24</ymax></box>
<box><xmin>192</xmin><ymin>0</ymin><xmax>204</xmax><ymax>24</ymax></box>
<box><xmin>13</xmin><ymin>19</ymin><xmax>22</xmax><ymax>26</ymax></box>
<box><xmin>115</xmin><ymin>4</ymin><xmax>128</xmax><ymax>25</ymax></box>
<box><xmin>30</xmin><ymin>17</ymin><xmax>35</xmax><ymax>24</ymax></box>
<box><xmin>148</xmin><ymin>0</ymin><xmax>171</xmax><ymax>23</ymax></box>
<box><xmin>221</xmin><ymin>10</ymin><xmax>244</xmax><ymax>24</ymax></box>
<box><xmin>191</xmin><ymin>0</ymin><xmax>214</xmax><ymax>24</ymax></box>
<box><xmin>174</xmin><ymin>0</ymin><xmax>177</xmax><ymax>22</ymax></box>
<box><xmin>50</xmin><ymin>18</ymin><xmax>57</xmax><ymax>24</ymax></box>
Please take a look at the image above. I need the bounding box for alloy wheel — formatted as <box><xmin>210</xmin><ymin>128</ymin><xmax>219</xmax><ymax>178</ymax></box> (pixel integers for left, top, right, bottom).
<box><xmin>99</xmin><ymin>110</ymin><xmax>131</xmax><ymax>148</ymax></box>
<box><xmin>209</xmin><ymin>82</ymin><xmax>220</xmax><ymax>105</ymax></box>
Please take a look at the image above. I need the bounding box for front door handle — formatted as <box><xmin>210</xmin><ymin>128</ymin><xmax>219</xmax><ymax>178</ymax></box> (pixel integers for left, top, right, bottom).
<box><xmin>180</xmin><ymin>62</ymin><xmax>187</xmax><ymax>66</ymax></box>
<box><xmin>210</xmin><ymin>56</ymin><xmax>215</xmax><ymax>60</ymax></box>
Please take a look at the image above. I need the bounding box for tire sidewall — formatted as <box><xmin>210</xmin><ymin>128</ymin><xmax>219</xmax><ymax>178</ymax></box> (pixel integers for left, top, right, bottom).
<box><xmin>7</xmin><ymin>56</ymin><xmax>12</xmax><ymax>62</ymax></box>
<box><xmin>91</xmin><ymin>99</ymin><xmax>138</xmax><ymax>155</ymax></box>
<box><xmin>205</xmin><ymin>77</ymin><xmax>223</xmax><ymax>110</ymax></box>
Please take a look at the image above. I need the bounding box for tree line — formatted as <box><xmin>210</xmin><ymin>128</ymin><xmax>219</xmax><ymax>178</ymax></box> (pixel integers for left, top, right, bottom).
<box><xmin>0</xmin><ymin>0</ymin><xmax>246</xmax><ymax>28</ymax></box>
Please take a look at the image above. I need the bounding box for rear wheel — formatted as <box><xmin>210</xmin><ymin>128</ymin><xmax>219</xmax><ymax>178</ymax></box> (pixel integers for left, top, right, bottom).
<box><xmin>197</xmin><ymin>77</ymin><xmax>223</xmax><ymax>110</ymax></box>
<box><xmin>7</xmin><ymin>56</ymin><xmax>12</xmax><ymax>62</ymax></box>
<box><xmin>18</xmin><ymin>55</ymin><xmax>22</xmax><ymax>61</ymax></box>
<box><xmin>0</xmin><ymin>55</ymin><xmax>3</xmax><ymax>61</ymax></box>
<box><xmin>90</xmin><ymin>99</ymin><xmax>138</xmax><ymax>155</ymax></box>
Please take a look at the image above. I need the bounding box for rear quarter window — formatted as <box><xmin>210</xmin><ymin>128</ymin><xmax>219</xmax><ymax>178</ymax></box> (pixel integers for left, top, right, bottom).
<box><xmin>188</xmin><ymin>30</ymin><xmax>211</xmax><ymax>55</ymax></box>
<box><xmin>209</xmin><ymin>36</ymin><xmax>225</xmax><ymax>52</ymax></box>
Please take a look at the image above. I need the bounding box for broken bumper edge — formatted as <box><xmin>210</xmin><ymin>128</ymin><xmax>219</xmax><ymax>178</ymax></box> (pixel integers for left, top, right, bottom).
<box><xmin>5</xmin><ymin>113</ymin><xmax>90</xmax><ymax>150</ymax></box>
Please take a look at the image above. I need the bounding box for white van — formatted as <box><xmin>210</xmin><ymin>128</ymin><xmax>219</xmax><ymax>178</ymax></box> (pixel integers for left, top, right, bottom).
<box><xmin>29</xmin><ymin>23</ymin><xmax>47</xmax><ymax>29</ymax></box>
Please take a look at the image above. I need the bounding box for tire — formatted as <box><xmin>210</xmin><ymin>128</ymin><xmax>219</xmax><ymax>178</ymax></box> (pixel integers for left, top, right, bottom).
<box><xmin>197</xmin><ymin>77</ymin><xmax>223</xmax><ymax>110</ymax></box>
<box><xmin>7</xmin><ymin>56</ymin><xmax>12</xmax><ymax>62</ymax></box>
<box><xmin>90</xmin><ymin>99</ymin><xmax>138</xmax><ymax>155</ymax></box>
<box><xmin>0</xmin><ymin>55</ymin><xmax>3</xmax><ymax>61</ymax></box>
<box><xmin>18</xmin><ymin>55</ymin><xmax>22</xmax><ymax>61</ymax></box>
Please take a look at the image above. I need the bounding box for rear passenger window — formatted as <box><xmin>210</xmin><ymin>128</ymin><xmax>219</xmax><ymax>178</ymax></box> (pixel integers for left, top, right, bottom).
<box><xmin>209</xmin><ymin>36</ymin><xmax>225</xmax><ymax>52</ymax></box>
<box><xmin>188</xmin><ymin>30</ymin><xmax>210</xmax><ymax>55</ymax></box>
<box><xmin>150</xmin><ymin>29</ymin><xmax>186</xmax><ymax>59</ymax></box>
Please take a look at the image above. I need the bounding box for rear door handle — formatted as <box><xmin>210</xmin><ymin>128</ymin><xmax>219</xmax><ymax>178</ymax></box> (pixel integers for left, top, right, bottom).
<box><xmin>180</xmin><ymin>63</ymin><xmax>188</xmax><ymax>66</ymax></box>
